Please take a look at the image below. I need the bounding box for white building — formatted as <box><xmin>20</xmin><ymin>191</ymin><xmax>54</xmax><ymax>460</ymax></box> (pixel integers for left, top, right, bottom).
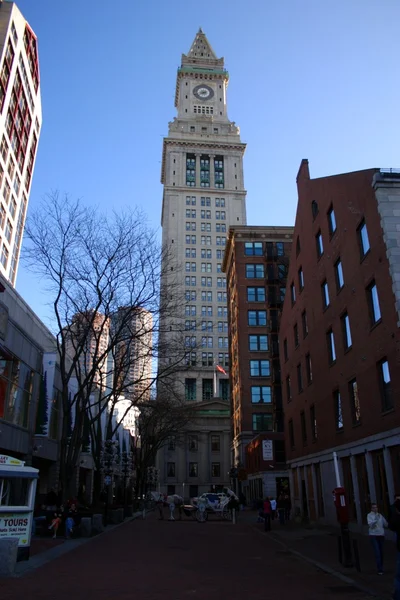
<box><xmin>157</xmin><ymin>30</ymin><xmax>247</xmax><ymax>496</ymax></box>
<box><xmin>0</xmin><ymin>1</ymin><xmax>42</xmax><ymax>284</ymax></box>
<box><xmin>114</xmin><ymin>397</ymin><xmax>140</xmax><ymax>437</ymax></box>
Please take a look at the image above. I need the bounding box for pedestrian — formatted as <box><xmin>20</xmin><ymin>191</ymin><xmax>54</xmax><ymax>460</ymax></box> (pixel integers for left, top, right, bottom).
<box><xmin>263</xmin><ymin>497</ymin><xmax>272</xmax><ymax>532</ymax></box>
<box><xmin>157</xmin><ymin>493</ymin><xmax>165</xmax><ymax>520</ymax></box>
<box><xmin>277</xmin><ymin>495</ymin><xmax>285</xmax><ymax>525</ymax></box>
<box><xmin>388</xmin><ymin>493</ymin><xmax>400</xmax><ymax>600</ymax></box>
<box><xmin>270</xmin><ymin>497</ymin><xmax>277</xmax><ymax>520</ymax></box>
<box><xmin>367</xmin><ymin>502</ymin><xmax>388</xmax><ymax>575</ymax></box>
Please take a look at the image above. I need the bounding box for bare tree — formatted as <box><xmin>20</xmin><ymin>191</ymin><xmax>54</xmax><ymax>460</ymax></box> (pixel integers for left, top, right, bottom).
<box><xmin>23</xmin><ymin>191</ymin><xmax>188</xmax><ymax>500</ymax></box>
<box><xmin>134</xmin><ymin>386</ymin><xmax>194</xmax><ymax>501</ymax></box>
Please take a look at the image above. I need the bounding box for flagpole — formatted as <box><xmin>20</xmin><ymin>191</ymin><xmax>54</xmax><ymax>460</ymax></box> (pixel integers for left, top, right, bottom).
<box><xmin>213</xmin><ymin>365</ymin><xmax>218</xmax><ymax>398</ymax></box>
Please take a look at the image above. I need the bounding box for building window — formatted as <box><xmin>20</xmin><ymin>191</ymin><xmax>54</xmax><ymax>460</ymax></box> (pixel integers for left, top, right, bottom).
<box><xmin>298</xmin><ymin>267</ymin><xmax>304</xmax><ymax>291</ymax></box>
<box><xmin>211</xmin><ymin>435</ymin><xmax>220</xmax><ymax>452</ymax></box>
<box><xmin>334</xmin><ymin>390</ymin><xmax>343</xmax><ymax>430</ymax></box>
<box><xmin>250</xmin><ymin>360</ymin><xmax>270</xmax><ymax>377</ymax></box>
<box><xmin>315</xmin><ymin>233</ymin><xmax>323</xmax><ymax>262</ymax></box>
<box><xmin>328</xmin><ymin>205</ymin><xmax>337</xmax><ymax>236</ymax></box>
<box><xmin>297</xmin><ymin>363</ymin><xmax>303</xmax><ymax>392</ymax></box>
<box><xmin>167</xmin><ymin>462</ymin><xmax>175</xmax><ymax>477</ymax></box>
<box><xmin>0</xmin><ymin>358</ymin><xmax>33</xmax><ymax>428</ymax></box>
<box><xmin>189</xmin><ymin>462</ymin><xmax>198</xmax><ymax>477</ymax></box>
<box><xmin>283</xmin><ymin>338</ymin><xmax>288</xmax><ymax>361</ymax></box>
<box><xmin>0</xmin><ymin>41</ymin><xmax>14</xmax><ymax>113</ymax></box>
<box><xmin>214</xmin><ymin>156</ymin><xmax>224</xmax><ymax>188</ymax></box>
<box><xmin>1</xmin><ymin>244</ymin><xmax>9</xmax><ymax>269</ymax></box>
<box><xmin>358</xmin><ymin>220</ymin><xmax>370</xmax><ymax>258</ymax></box>
<box><xmin>378</xmin><ymin>359</ymin><xmax>393</xmax><ymax>412</ymax></box>
<box><xmin>185</xmin><ymin>378</ymin><xmax>196</xmax><ymax>401</ymax></box>
<box><xmin>23</xmin><ymin>25</ymin><xmax>40</xmax><ymax>91</ymax></box>
<box><xmin>296</xmin><ymin>237</ymin><xmax>301</xmax><ymax>256</ymax></box>
<box><xmin>327</xmin><ymin>329</ymin><xmax>336</xmax><ymax>364</ymax></box>
<box><xmin>246</xmin><ymin>264</ymin><xmax>264</xmax><ymax>278</ymax></box>
<box><xmin>248</xmin><ymin>310</ymin><xmax>267</xmax><ymax>326</ymax></box>
<box><xmin>288</xmin><ymin>419</ymin><xmax>295</xmax><ymax>448</ymax></box>
<box><xmin>349</xmin><ymin>378</ymin><xmax>361</xmax><ymax>425</ymax></box>
<box><xmin>251</xmin><ymin>386</ymin><xmax>272</xmax><ymax>404</ymax></box>
<box><xmin>335</xmin><ymin>259</ymin><xmax>344</xmax><ymax>291</ymax></box>
<box><xmin>249</xmin><ymin>335</ymin><xmax>268</xmax><ymax>351</ymax></box>
<box><xmin>322</xmin><ymin>280</ymin><xmax>330</xmax><ymax>309</ymax></box>
<box><xmin>279</xmin><ymin>286</ymin><xmax>286</xmax><ymax>302</ymax></box>
<box><xmin>211</xmin><ymin>463</ymin><xmax>221</xmax><ymax>477</ymax></box>
<box><xmin>276</xmin><ymin>242</ymin><xmax>284</xmax><ymax>256</ymax></box>
<box><xmin>189</xmin><ymin>435</ymin><xmax>198</xmax><ymax>451</ymax></box>
<box><xmin>341</xmin><ymin>312</ymin><xmax>352</xmax><ymax>350</ymax></box>
<box><xmin>186</xmin><ymin>154</ymin><xmax>196</xmax><ymax>186</ymax></box>
<box><xmin>310</xmin><ymin>405</ymin><xmax>317</xmax><ymax>441</ymax></box>
<box><xmin>294</xmin><ymin>323</ymin><xmax>299</xmax><ymax>347</ymax></box>
<box><xmin>253</xmin><ymin>413</ymin><xmax>273</xmax><ymax>432</ymax></box>
<box><xmin>301</xmin><ymin>310</ymin><xmax>308</xmax><ymax>338</ymax></box>
<box><xmin>311</xmin><ymin>200</ymin><xmax>319</xmax><ymax>219</ymax></box>
<box><xmin>247</xmin><ymin>287</ymin><xmax>266</xmax><ymax>302</ymax></box>
<box><xmin>167</xmin><ymin>436</ymin><xmax>176</xmax><ymax>451</ymax></box>
<box><xmin>306</xmin><ymin>353</ymin><xmax>312</xmax><ymax>384</ymax></box>
<box><xmin>278</xmin><ymin>264</ymin><xmax>287</xmax><ymax>279</ymax></box>
<box><xmin>286</xmin><ymin>376</ymin><xmax>291</xmax><ymax>402</ymax></box>
<box><xmin>367</xmin><ymin>281</ymin><xmax>381</xmax><ymax>324</ymax></box>
<box><xmin>290</xmin><ymin>282</ymin><xmax>296</xmax><ymax>304</ymax></box>
<box><xmin>300</xmin><ymin>411</ymin><xmax>307</xmax><ymax>444</ymax></box>
<box><xmin>244</xmin><ymin>242</ymin><xmax>263</xmax><ymax>256</ymax></box>
<box><xmin>202</xmin><ymin>379</ymin><xmax>213</xmax><ymax>400</ymax></box>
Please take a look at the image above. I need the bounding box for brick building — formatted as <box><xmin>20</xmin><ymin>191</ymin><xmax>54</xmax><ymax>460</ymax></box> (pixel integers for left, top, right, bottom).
<box><xmin>279</xmin><ymin>160</ymin><xmax>400</xmax><ymax>529</ymax></box>
<box><xmin>223</xmin><ymin>226</ymin><xmax>293</xmax><ymax>501</ymax></box>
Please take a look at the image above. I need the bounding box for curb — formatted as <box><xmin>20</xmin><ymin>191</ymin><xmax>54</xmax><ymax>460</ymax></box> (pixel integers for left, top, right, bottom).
<box><xmin>14</xmin><ymin>511</ymin><xmax>146</xmax><ymax>578</ymax></box>
<box><xmin>251</xmin><ymin>526</ymin><xmax>392</xmax><ymax>600</ymax></box>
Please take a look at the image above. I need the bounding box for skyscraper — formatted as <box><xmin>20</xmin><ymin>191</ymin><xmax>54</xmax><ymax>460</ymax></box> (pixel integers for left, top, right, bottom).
<box><xmin>0</xmin><ymin>2</ymin><xmax>42</xmax><ymax>285</ymax></box>
<box><xmin>113</xmin><ymin>307</ymin><xmax>153</xmax><ymax>404</ymax></box>
<box><xmin>158</xmin><ymin>30</ymin><xmax>247</xmax><ymax>495</ymax></box>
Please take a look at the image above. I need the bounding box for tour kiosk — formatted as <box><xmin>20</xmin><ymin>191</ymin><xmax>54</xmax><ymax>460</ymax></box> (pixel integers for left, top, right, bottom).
<box><xmin>0</xmin><ymin>454</ymin><xmax>39</xmax><ymax>561</ymax></box>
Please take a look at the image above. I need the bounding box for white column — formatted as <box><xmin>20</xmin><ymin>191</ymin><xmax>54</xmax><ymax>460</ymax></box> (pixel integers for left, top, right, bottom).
<box><xmin>350</xmin><ymin>455</ymin><xmax>362</xmax><ymax>527</ymax></box>
<box><xmin>195</xmin><ymin>153</ymin><xmax>201</xmax><ymax>188</ymax></box>
<box><xmin>365</xmin><ymin>451</ymin><xmax>377</xmax><ymax>502</ymax></box>
<box><xmin>383</xmin><ymin>447</ymin><xmax>395</xmax><ymax>502</ymax></box>
<box><xmin>209</xmin><ymin>154</ymin><xmax>215</xmax><ymax>189</ymax></box>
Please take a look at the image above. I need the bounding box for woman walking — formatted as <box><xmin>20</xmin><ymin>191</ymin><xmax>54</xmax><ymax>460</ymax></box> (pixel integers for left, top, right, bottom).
<box><xmin>367</xmin><ymin>502</ymin><xmax>388</xmax><ymax>575</ymax></box>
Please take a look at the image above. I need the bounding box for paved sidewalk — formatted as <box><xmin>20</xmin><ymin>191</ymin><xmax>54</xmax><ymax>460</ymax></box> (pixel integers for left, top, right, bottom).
<box><xmin>244</xmin><ymin>511</ymin><xmax>397</xmax><ymax>600</ymax></box>
<box><xmin>1</xmin><ymin>509</ymin><xmax>371</xmax><ymax>600</ymax></box>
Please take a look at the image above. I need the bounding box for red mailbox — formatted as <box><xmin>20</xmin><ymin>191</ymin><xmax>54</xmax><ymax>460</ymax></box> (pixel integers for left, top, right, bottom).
<box><xmin>333</xmin><ymin>487</ymin><xmax>349</xmax><ymax>524</ymax></box>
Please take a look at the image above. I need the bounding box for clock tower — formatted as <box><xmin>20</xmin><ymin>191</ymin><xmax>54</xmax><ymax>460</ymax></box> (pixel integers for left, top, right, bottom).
<box><xmin>158</xmin><ymin>29</ymin><xmax>247</xmax><ymax>497</ymax></box>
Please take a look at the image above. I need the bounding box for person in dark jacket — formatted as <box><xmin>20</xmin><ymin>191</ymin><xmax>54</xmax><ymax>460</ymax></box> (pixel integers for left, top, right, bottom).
<box><xmin>388</xmin><ymin>493</ymin><xmax>400</xmax><ymax>600</ymax></box>
<box><xmin>263</xmin><ymin>497</ymin><xmax>272</xmax><ymax>532</ymax></box>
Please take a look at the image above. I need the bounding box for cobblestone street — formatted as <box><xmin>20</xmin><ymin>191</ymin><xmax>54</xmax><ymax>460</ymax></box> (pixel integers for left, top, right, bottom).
<box><xmin>0</xmin><ymin>512</ymin><xmax>374</xmax><ymax>600</ymax></box>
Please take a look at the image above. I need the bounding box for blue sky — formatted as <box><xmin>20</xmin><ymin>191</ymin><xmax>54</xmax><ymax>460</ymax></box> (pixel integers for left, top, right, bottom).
<box><xmin>14</xmin><ymin>0</ymin><xmax>400</xmax><ymax>328</ymax></box>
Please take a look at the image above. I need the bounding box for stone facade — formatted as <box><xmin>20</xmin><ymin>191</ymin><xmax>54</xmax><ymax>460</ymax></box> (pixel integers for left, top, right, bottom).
<box><xmin>158</xmin><ymin>30</ymin><xmax>247</xmax><ymax>493</ymax></box>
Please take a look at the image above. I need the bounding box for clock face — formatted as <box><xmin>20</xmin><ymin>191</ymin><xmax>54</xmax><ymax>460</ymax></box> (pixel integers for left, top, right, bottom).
<box><xmin>193</xmin><ymin>84</ymin><xmax>214</xmax><ymax>101</ymax></box>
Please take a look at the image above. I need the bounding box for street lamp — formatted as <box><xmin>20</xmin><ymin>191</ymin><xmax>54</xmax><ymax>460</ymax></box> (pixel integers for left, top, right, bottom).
<box><xmin>121</xmin><ymin>450</ymin><xmax>134</xmax><ymax>517</ymax></box>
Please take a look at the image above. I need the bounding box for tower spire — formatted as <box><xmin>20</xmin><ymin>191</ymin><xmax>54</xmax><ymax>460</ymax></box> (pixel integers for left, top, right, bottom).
<box><xmin>182</xmin><ymin>29</ymin><xmax>223</xmax><ymax>68</ymax></box>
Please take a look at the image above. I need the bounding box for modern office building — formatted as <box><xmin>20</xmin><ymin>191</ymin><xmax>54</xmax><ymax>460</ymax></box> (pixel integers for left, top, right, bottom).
<box><xmin>157</xmin><ymin>29</ymin><xmax>246</xmax><ymax>495</ymax></box>
<box><xmin>223</xmin><ymin>226</ymin><xmax>293</xmax><ymax>500</ymax></box>
<box><xmin>113</xmin><ymin>307</ymin><xmax>153</xmax><ymax>404</ymax></box>
<box><xmin>279</xmin><ymin>160</ymin><xmax>400</xmax><ymax>529</ymax></box>
<box><xmin>0</xmin><ymin>1</ymin><xmax>42</xmax><ymax>285</ymax></box>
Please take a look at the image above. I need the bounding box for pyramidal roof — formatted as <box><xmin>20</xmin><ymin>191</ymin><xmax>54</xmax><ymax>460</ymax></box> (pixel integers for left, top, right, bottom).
<box><xmin>182</xmin><ymin>28</ymin><xmax>224</xmax><ymax>68</ymax></box>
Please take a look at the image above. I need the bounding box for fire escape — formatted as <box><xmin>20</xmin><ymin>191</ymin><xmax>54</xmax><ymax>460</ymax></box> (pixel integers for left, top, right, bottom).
<box><xmin>265</xmin><ymin>242</ymin><xmax>290</xmax><ymax>434</ymax></box>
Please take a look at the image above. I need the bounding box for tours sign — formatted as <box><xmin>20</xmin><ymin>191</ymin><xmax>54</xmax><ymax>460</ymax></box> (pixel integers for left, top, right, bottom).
<box><xmin>0</xmin><ymin>455</ymin><xmax>25</xmax><ymax>467</ymax></box>
<box><xmin>0</xmin><ymin>513</ymin><xmax>32</xmax><ymax>546</ymax></box>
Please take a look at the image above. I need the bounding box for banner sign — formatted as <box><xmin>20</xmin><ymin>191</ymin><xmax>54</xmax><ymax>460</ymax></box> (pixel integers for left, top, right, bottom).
<box><xmin>0</xmin><ymin>512</ymin><xmax>32</xmax><ymax>546</ymax></box>
<box><xmin>262</xmin><ymin>440</ymin><xmax>273</xmax><ymax>461</ymax></box>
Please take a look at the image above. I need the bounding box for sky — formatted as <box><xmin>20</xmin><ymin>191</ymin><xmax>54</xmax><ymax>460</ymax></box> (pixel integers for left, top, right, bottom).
<box><xmin>13</xmin><ymin>0</ymin><xmax>400</xmax><ymax>328</ymax></box>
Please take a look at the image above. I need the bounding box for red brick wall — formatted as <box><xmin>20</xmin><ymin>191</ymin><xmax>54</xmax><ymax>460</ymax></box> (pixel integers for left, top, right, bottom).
<box><xmin>280</xmin><ymin>161</ymin><xmax>400</xmax><ymax>462</ymax></box>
